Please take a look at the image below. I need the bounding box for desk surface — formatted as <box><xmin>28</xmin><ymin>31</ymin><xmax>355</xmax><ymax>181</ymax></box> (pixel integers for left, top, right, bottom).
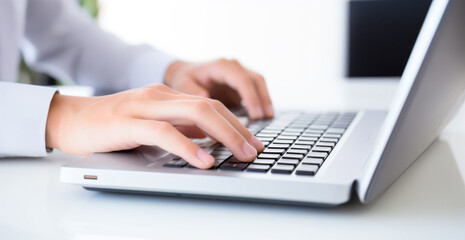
<box><xmin>1</xmin><ymin>80</ymin><xmax>465</xmax><ymax>240</ymax></box>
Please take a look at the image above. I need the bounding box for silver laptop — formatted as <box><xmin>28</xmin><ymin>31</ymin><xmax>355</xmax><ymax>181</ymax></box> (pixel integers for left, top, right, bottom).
<box><xmin>61</xmin><ymin>0</ymin><xmax>465</xmax><ymax>206</ymax></box>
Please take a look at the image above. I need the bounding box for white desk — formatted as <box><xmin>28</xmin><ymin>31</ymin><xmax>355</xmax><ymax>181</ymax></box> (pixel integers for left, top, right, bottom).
<box><xmin>1</xmin><ymin>80</ymin><xmax>465</xmax><ymax>240</ymax></box>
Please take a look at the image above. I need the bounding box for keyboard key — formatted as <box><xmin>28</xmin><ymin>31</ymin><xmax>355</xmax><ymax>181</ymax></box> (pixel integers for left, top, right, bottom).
<box><xmin>301</xmin><ymin>133</ymin><xmax>321</xmax><ymax>138</ymax></box>
<box><xmin>226</xmin><ymin>156</ymin><xmax>244</xmax><ymax>163</ymax></box>
<box><xmin>211</xmin><ymin>149</ymin><xmax>231</xmax><ymax>154</ymax></box>
<box><xmin>286</xmin><ymin>149</ymin><xmax>308</xmax><ymax>155</ymax></box>
<box><xmin>253</xmin><ymin>159</ymin><xmax>276</xmax><ymax>165</ymax></box>
<box><xmin>276</xmin><ymin>135</ymin><xmax>298</xmax><ymax>140</ymax></box>
<box><xmin>285</xmin><ymin>128</ymin><xmax>305</xmax><ymax>133</ymax></box>
<box><xmin>288</xmin><ymin>124</ymin><xmax>308</xmax><ymax>128</ymax></box>
<box><xmin>268</xmin><ymin>143</ymin><xmax>291</xmax><ymax>149</ymax></box>
<box><xmin>212</xmin><ymin>160</ymin><xmax>226</xmax><ymax>168</ymax></box>
<box><xmin>246</xmin><ymin>164</ymin><xmax>271</xmax><ymax>172</ymax></box>
<box><xmin>291</xmin><ymin>145</ymin><xmax>312</xmax><ymax>150</ymax></box>
<box><xmin>278</xmin><ymin>159</ymin><xmax>299</xmax><ymax>165</ymax></box>
<box><xmin>331</xmin><ymin>124</ymin><xmax>349</xmax><ymax>129</ymax></box>
<box><xmin>263</xmin><ymin>148</ymin><xmax>286</xmax><ymax>154</ymax></box>
<box><xmin>257</xmin><ymin>137</ymin><xmax>274</xmax><ymax>142</ymax></box>
<box><xmin>256</xmin><ymin>133</ymin><xmax>278</xmax><ymax>138</ymax></box>
<box><xmin>315</xmin><ymin>142</ymin><xmax>335</xmax><ymax>148</ymax></box>
<box><xmin>263</xmin><ymin>126</ymin><xmax>286</xmax><ymax>131</ymax></box>
<box><xmin>282</xmin><ymin>153</ymin><xmax>304</xmax><ymax>159</ymax></box>
<box><xmin>295</xmin><ymin>164</ymin><xmax>319</xmax><ymax>176</ymax></box>
<box><xmin>185</xmin><ymin>164</ymin><xmax>199</xmax><ymax>169</ymax></box>
<box><xmin>258</xmin><ymin>153</ymin><xmax>280</xmax><ymax>159</ymax></box>
<box><xmin>323</xmin><ymin>133</ymin><xmax>342</xmax><ymax>139</ymax></box>
<box><xmin>271</xmin><ymin>164</ymin><xmax>295</xmax><ymax>174</ymax></box>
<box><xmin>336</xmin><ymin>117</ymin><xmax>353</xmax><ymax>122</ymax></box>
<box><xmin>299</xmin><ymin>137</ymin><xmax>318</xmax><ymax>142</ymax></box>
<box><xmin>262</xmin><ymin>142</ymin><xmax>270</xmax><ymax>147</ymax></box>
<box><xmin>307</xmin><ymin>152</ymin><xmax>328</xmax><ymax>159</ymax></box>
<box><xmin>280</xmin><ymin>132</ymin><xmax>301</xmax><ymax>136</ymax></box>
<box><xmin>295</xmin><ymin>140</ymin><xmax>315</xmax><ymax>145</ymax></box>
<box><xmin>163</xmin><ymin>159</ymin><xmax>187</xmax><ymax>168</ymax></box>
<box><xmin>308</xmin><ymin>124</ymin><xmax>329</xmax><ymax>130</ymax></box>
<box><xmin>301</xmin><ymin>157</ymin><xmax>323</xmax><ymax>166</ymax></box>
<box><xmin>326</xmin><ymin>128</ymin><xmax>345</xmax><ymax>134</ymax></box>
<box><xmin>304</xmin><ymin>129</ymin><xmax>325</xmax><ymax>134</ymax></box>
<box><xmin>259</xmin><ymin>130</ymin><xmax>281</xmax><ymax>134</ymax></box>
<box><xmin>220</xmin><ymin>162</ymin><xmax>248</xmax><ymax>171</ymax></box>
<box><xmin>319</xmin><ymin>137</ymin><xmax>338</xmax><ymax>143</ymax></box>
<box><xmin>312</xmin><ymin>146</ymin><xmax>332</xmax><ymax>152</ymax></box>
<box><xmin>273</xmin><ymin>139</ymin><xmax>294</xmax><ymax>144</ymax></box>
<box><xmin>213</xmin><ymin>155</ymin><xmax>231</xmax><ymax>161</ymax></box>
<box><xmin>215</xmin><ymin>146</ymin><xmax>228</xmax><ymax>151</ymax></box>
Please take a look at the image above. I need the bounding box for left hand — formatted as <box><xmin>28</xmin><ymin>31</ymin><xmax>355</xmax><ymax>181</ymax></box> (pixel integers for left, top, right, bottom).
<box><xmin>164</xmin><ymin>59</ymin><xmax>274</xmax><ymax>120</ymax></box>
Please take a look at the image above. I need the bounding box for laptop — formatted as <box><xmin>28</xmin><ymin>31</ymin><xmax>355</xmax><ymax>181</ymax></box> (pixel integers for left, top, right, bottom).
<box><xmin>61</xmin><ymin>0</ymin><xmax>465</xmax><ymax>206</ymax></box>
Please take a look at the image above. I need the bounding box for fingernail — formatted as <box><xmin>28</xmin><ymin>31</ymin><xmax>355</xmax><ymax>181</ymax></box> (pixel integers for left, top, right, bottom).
<box><xmin>242</xmin><ymin>141</ymin><xmax>257</xmax><ymax>157</ymax></box>
<box><xmin>265</xmin><ymin>105</ymin><xmax>274</xmax><ymax>117</ymax></box>
<box><xmin>197</xmin><ymin>149</ymin><xmax>214</xmax><ymax>164</ymax></box>
<box><xmin>251</xmin><ymin>136</ymin><xmax>264</xmax><ymax>150</ymax></box>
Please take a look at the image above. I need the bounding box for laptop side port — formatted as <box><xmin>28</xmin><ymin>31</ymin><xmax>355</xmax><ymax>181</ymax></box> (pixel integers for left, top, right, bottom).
<box><xmin>84</xmin><ymin>175</ymin><xmax>98</xmax><ymax>180</ymax></box>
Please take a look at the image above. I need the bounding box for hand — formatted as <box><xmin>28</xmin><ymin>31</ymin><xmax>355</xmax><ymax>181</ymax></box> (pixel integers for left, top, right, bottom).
<box><xmin>164</xmin><ymin>59</ymin><xmax>274</xmax><ymax>120</ymax></box>
<box><xmin>45</xmin><ymin>84</ymin><xmax>264</xmax><ymax>169</ymax></box>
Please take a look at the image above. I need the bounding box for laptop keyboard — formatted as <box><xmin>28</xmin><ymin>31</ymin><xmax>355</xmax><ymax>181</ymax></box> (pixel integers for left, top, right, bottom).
<box><xmin>163</xmin><ymin>112</ymin><xmax>356</xmax><ymax>176</ymax></box>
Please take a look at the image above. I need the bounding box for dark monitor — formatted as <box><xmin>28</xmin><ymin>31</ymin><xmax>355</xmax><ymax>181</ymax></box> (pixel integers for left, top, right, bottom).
<box><xmin>347</xmin><ymin>0</ymin><xmax>432</xmax><ymax>77</ymax></box>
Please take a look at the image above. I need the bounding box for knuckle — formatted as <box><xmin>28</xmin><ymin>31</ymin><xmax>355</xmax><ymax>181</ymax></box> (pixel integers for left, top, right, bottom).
<box><xmin>193</xmin><ymin>100</ymin><xmax>213</xmax><ymax>114</ymax></box>
<box><xmin>152</xmin><ymin>84</ymin><xmax>169</xmax><ymax>91</ymax></box>
<box><xmin>256</xmin><ymin>74</ymin><xmax>266</xmax><ymax>83</ymax></box>
<box><xmin>139</xmin><ymin>87</ymin><xmax>158</xmax><ymax>99</ymax></box>
<box><xmin>230</xmin><ymin>59</ymin><xmax>240</xmax><ymax>65</ymax></box>
<box><xmin>216</xmin><ymin>58</ymin><xmax>229</xmax><ymax>65</ymax></box>
<box><xmin>152</xmin><ymin>121</ymin><xmax>173</xmax><ymax>136</ymax></box>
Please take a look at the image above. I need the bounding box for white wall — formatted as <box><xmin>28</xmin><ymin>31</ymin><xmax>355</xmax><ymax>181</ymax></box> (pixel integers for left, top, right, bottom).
<box><xmin>98</xmin><ymin>0</ymin><xmax>397</xmax><ymax>110</ymax></box>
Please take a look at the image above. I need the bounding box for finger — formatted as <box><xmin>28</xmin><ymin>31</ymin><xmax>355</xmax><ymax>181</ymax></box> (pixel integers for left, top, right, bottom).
<box><xmin>205</xmin><ymin>59</ymin><xmax>265</xmax><ymax>119</ymax></box>
<box><xmin>207</xmin><ymin>99</ymin><xmax>264</xmax><ymax>152</ymax></box>
<box><xmin>138</xmin><ymin>99</ymin><xmax>258</xmax><ymax>161</ymax></box>
<box><xmin>175</xmin><ymin>125</ymin><xmax>207</xmax><ymax>138</ymax></box>
<box><xmin>131</xmin><ymin>119</ymin><xmax>214</xmax><ymax>169</ymax></box>
<box><xmin>247</xmin><ymin>70</ymin><xmax>274</xmax><ymax>118</ymax></box>
<box><xmin>141</xmin><ymin>90</ymin><xmax>263</xmax><ymax>152</ymax></box>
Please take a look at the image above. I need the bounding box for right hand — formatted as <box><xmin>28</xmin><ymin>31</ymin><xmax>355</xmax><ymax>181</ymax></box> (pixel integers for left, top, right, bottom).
<box><xmin>45</xmin><ymin>84</ymin><xmax>264</xmax><ymax>169</ymax></box>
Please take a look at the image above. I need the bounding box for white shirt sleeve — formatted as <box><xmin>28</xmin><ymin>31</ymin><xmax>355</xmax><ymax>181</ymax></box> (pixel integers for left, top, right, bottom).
<box><xmin>21</xmin><ymin>0</ymin><xmax>176</xmax><ymax>92</ymax></box>
<box><xmin>0</xmin><ymin>82</ymin><xmax>57</xmax><ymax>157</ymax></box>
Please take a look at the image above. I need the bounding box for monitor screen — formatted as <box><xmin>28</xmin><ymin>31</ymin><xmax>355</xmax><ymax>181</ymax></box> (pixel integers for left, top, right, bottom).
<box><xmin>347</xmin><ymin>0</ymin><xmax>432</xmax><ymax>77</ymax></box>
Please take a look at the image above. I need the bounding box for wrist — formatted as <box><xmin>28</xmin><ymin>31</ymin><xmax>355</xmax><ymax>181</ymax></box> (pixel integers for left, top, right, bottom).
<box><xmin>45</xmin><ymin>94</ymin><xmax>86</xmax><ymax>151</ymax></box>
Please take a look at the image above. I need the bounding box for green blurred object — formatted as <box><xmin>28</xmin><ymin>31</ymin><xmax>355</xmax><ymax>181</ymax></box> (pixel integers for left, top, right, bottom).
<box><xmin>80</xmin><ymin>0</ymin><xmax>99</xmax><ymax>18</ymax></box>
<box><xmin>18</xmin><ymin>0</ymin><xmax>100</xmax><ymax>85</ymax></box>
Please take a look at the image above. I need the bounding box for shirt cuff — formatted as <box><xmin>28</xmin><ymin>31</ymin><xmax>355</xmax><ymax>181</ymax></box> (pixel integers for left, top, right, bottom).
<box><xmin>127</xmin><ymin>45</ymin><xmax>177</xmax><ymax>89</ymax></box>
<box><xmin>0</xmin><ymin>82</ymin><xmax>57</xmax><ymax>157</ymax></box>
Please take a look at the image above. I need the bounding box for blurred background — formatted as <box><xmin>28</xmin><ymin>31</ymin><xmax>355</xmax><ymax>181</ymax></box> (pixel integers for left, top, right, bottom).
<box><xmin>19</xmin><ymin>0</ymin><xmax>432</xmax><ymax>110</ymax></box>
